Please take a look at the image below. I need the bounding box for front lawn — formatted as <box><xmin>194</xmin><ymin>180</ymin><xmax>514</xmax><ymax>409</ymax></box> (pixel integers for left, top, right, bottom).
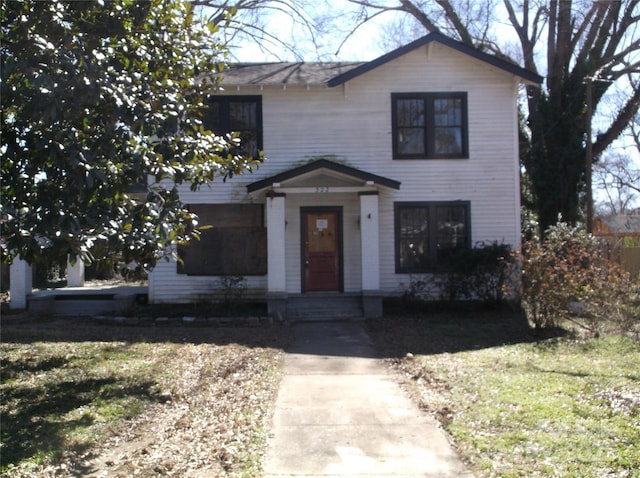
<box><xmin>0</xmin><ymin>317</ymin><xmax>292</xmax><ymax>477</ymax></box>
<box><xmin>369</xmin><ymin>311</ymin><xmax>640</xmax><ymax>478</ymax></box>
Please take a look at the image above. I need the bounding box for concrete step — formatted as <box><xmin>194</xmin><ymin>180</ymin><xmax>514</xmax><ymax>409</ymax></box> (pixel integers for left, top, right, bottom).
<box><xmin>287</xmin><ymin>294</ymin><xmax>363</xmax><ymax>322</ymax></box>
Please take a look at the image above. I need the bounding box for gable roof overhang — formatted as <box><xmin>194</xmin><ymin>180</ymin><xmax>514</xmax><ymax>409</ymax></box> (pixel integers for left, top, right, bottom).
<box><xmin>217</xmin><ymin>32</ymin><xmax>542</xmax><ymax>89</ymax></box>
<box><xmin>328</xmin><ymin>32</ymin><xmax>543</xmax><ymax>87</ymax></box>
<box><xmin>246</xmin><ymin>159</ymin><xmax>401</xmax><ymax>195</ymax></box>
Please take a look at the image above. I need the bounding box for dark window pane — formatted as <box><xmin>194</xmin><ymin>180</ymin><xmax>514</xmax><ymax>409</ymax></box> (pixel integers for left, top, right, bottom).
<box><xmin>203</xmin><ymin>101</ymin><xmax>220</xmax><ymax>131</ymax></box>
<box><xmin>398</xmin><ymin>128</ymin><xmax>425</xmax><ymax>155</ymax></box>
<box><xmin>434</xmin><ymin>127</ymin><xmax>462</xmax><ymax>154</ymax></box>
<box><xmin>433</xmin><ymin>98</ymin><xmax>463</xmax><ymax>154</ymax></box>
<box><xmin>435</xmin><ymin>205</ymin><xmax>467</xmax><ymax>265</ymax></box>
<box><xmin>397</xmin><ymin>99</ymin><xmax>424</xmax><ymax>126</ymax></box>
<box><xmin>238</xmin><ymin>131</ymin><xmax>258</xmax><ymax>157</ymax></box>
<box><xmin>434</xmin><ymin>98</ymin><xmax>462</xmax><ymax>126</ymax></box>
<box><xmin>230</xmin><ymin>102</ymin><xmax>257</xmax><ymax>129</ymax></box>
<box><xmin>398</xmin><ymin>206</ymin><xmax>429</xmax><ymax>271</ymax></box>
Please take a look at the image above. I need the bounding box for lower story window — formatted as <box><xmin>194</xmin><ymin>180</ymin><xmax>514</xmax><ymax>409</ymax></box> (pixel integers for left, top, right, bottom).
<box><xmin>178</xmin><ymin>204</ymin><xmax>267</xmax><ymax>276</ymax></box>
<box><xmin>395</xmin><ymin>201</ymin><xmax>470</xmax><ymax>273</ymax></box>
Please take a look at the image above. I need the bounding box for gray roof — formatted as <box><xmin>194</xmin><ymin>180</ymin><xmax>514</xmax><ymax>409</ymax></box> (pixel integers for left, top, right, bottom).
<box><xmin>599</xmin><ymin>215</ymin><xmax>640</xmax><ymax>234</ymax></box>
<box><xmin>219</xmin><ymin>32</ymin><xmax>543</xmax><ymax>88</ymax></box>
<box><xmin>219</xmin><ymin>62</ymin><xmax>365</xmax><ymax>86</ymax></box>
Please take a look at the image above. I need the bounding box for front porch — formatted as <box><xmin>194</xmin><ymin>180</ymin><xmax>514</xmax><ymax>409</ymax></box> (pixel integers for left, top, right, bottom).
<box><xmin>247</xmin><ymin>159</ymin><xmax>401</xmax><ymax>320</ymax></box>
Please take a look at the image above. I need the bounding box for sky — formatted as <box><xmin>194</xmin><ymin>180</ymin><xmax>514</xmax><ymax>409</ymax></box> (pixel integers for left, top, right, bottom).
<box><xmin>224</xmin><ymin>1</ymin><xmax>639</xmax><ymax>211</ymax></box>
<box><xmin>228</xmin><ymin>2</ymin><xmax>391</xmax><ymax>63</ymax></box>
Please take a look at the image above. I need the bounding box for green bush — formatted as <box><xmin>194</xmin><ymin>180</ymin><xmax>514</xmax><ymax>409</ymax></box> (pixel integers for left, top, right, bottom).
<box><xmin>521</xmin><ymin>222</ymin><xmax>637</xmax><ymax>335</ymax></box>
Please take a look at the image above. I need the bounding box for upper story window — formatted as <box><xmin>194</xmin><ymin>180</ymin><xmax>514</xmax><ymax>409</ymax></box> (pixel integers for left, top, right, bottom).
<box><xmin>204</xmin><ymin>95</ymin><xmax>262</xmax><ymax>158</ymax></box>
<box><xmin>391</xmin><ymin>92</ymin><xmax>468</xmax><ymax>159</ymax></box>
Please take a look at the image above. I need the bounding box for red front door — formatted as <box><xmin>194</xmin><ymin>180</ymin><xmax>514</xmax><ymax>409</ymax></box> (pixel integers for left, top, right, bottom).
<box><xmin>302</xmin><ymin>209</ymin><xmax>341</xmax><ymax>292</ymax></box>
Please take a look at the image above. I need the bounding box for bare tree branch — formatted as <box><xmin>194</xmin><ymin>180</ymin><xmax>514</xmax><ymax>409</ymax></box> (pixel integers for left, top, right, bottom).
<box><xmin>190</xmin><ymin>0</ymin><xmax>325</xmax><ymax>61</ymax></box>
<box><xmin>398</xmin><ymin>0</ymin><xmax>442</xmax><ymax>33</ymax></box>
<box><xmin>594</xmin><ymin>84</ymin><xmax>640</xmax><ymax>157</ymax></box>
<box><xmin>434</xmin><ymin>0</ymin><xmax>473</xmax><ymax>45</ymax></box>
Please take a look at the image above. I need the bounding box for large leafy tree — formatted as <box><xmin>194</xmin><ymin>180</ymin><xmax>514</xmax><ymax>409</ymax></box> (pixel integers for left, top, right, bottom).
<box><xmin>1</xmin><ymin>0</ymin><xmax>259</xmax><ymax>269</ymax></box>
<box><xmin>345</xmin><ymin>0</ymin><xmax>640</xmax><ymax>233</ymax></box>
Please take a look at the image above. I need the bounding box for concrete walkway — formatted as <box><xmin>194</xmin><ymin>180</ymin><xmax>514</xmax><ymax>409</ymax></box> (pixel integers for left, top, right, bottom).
<box><xmin>262</xmin><ymin>321</ymin><xmax>474</xmax><ymax>477</ymax></box>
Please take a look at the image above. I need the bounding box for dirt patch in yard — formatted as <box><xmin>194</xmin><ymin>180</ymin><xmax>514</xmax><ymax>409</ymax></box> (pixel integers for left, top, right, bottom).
<box><xmin>1</xmin><ymin>315</ymin><xmax>293</xmax><ymax>477</ymax></box>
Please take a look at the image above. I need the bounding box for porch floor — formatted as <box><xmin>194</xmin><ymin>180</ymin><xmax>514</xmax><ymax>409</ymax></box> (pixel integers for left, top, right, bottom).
<box><xmin>28</xmin><ymin>285</ymin><xmax>148</xmax><ymax>317</ymax></box>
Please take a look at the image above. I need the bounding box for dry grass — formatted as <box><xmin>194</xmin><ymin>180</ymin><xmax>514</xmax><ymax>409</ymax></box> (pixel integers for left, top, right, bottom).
<box><xmin>1</xmin><ymin>316</ymin><xmax>293</xmax><ymax>477</ymax></box>
<box><xmin>368</xmin><ymin>309</ymin><xmax>640</xmax><ymax>478</ymax></box>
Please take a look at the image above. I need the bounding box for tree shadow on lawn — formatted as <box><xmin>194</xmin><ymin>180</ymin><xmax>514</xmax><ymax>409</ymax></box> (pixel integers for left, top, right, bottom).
<box><xmin>369</xmin><ymin>301</ymin><xmax>567</xmax><ymax>357</ymax></box>
<box><xmin>0</xmin><ymin>374</ymin><xmax>160</xmax><ymax>470</ymax></box>
<box><xmin>0</xmin><ymin>315</ymin><xmax>294</xmax><ymax>349</ymax></box>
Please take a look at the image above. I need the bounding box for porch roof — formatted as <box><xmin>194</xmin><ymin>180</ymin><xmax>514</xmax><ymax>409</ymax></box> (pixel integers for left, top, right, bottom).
<box><xmin>246</xmin><ymin>159</ymin><xmax>401</xmax><ymax>194</ymax></box>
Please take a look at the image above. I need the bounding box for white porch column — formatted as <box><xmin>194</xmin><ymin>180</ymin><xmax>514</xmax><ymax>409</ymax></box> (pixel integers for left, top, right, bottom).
<box><xmin>360</xmin><ymin>192</ymin><xmax>383</xmax><ymax>318</ymax></box>
<box><xmin>266</xmin><ymin>193</ymin><xmax>287</xmax><ymax>293</ymax></box>
<box><xmin>67</xmin><ymin>256</ymin><xmax>85</xmax><ymax>287</ymax></box>
<box><xmin>10</xmin><ymin>258</ymin><xmax>32</xmax><ymax>309</ymax></box>
<box><xmin>360</xmin><ymin>192</ymin><xmax>380</xmax><ymax>290</ymax></box>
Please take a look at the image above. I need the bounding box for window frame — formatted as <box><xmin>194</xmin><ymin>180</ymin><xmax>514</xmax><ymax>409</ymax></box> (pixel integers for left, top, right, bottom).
<box><xmin>394</xmin><ymin>201</ymin><xmax>471</xmax><ymax>273</ymax></box>
<box><xmin>391</xmin><ymin>92</ymin><xmax>468</xmax><ymax>160</ymax></box>
<box><xmin>204</xmin><ymin>95</ymin><xmax>263</xmax><ymax>158</ymax></box>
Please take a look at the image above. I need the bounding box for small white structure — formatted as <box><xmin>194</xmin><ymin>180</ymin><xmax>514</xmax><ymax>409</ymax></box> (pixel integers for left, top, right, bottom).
<box><xmin>66</xmin><ymin>257</ymin><xmax>85</xmax><ymax>288</ymax></box>
<box><xmin>9</xmin><ymin>259</ymin><xmax>32</xmax><ymax>309</ymax></box>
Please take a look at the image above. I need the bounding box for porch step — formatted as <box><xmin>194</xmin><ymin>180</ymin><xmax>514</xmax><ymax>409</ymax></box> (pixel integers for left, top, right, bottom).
<box><xmin>286</xmin><ymin>294</ymin><xmax>363</xmax><ymax>322</ymax></box>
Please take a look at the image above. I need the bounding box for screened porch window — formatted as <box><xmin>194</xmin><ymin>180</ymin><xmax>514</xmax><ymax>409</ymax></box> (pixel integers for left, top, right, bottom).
<box><xmin>177</xmin><ymin>204</ymin><xmax>267</xmax><ymax>276</ymax></box>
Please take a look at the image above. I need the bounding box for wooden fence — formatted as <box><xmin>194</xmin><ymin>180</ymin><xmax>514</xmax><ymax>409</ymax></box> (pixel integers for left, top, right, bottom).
<box><xmin>599</xmin><ymin>239</ymin><xmax>640</xmax><ymax>280</ymax></box>
<box><xmin>620</xmin><ymin>247</ymin><xmax>640</xmax><ymax>279</ymax></box>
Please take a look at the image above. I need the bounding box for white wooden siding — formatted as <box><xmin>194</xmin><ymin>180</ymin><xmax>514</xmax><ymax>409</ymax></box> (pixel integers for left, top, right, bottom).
<box><xmin>149</xmin><ymin>41</ymin><xmax>522</xmax><ymax>301</ymax></box>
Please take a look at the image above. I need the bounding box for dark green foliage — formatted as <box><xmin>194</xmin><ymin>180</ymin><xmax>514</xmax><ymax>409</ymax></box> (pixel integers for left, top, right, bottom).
<box><xmin>445</xmin><ymin>242</ymin><xmax>515</xmax><ymax>305</ymax></box>
<box><xmin>401</xmin><ymin>242</ymin><xmax>516</xmax><ymax>308</ymax></box>
<box><xmin>1</xmin><ymin>0</ymin><xmax>260</xmax><ymax>270</ymax></box>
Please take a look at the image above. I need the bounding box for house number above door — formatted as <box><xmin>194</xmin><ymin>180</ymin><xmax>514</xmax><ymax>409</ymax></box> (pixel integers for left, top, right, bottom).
<box><xmin>315</xmin><ymin>186</ymin><xmax>330</xmax><ymax>193</ymax></box>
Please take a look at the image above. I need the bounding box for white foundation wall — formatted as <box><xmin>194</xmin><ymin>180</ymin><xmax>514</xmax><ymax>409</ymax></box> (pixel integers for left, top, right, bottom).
<box><xmin>149</xmin><ymin>41</ymin><xmax>522</xmax><ymax>302</ymax></box>
<box><xmin>149</xmin><ymin>257</ymin><xmax>267</xmax><ymax>304</ymax></box>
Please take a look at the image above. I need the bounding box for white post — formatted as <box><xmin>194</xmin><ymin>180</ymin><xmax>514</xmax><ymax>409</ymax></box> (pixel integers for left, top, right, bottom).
<box><xmin>360</xmin><ymin>192</ymin><xmax>380</xmax><ymax>291</ymax></box>
<box><xmin>10</xmin><ymin>258</ymin><xmax>32</xmax><ymax>309</ymax></box>
<box><xmin>67</xmin><ymin>256</ymin><xmax>85</xmax><ymax>287</ymax></box>
<box><xmin>266</xmin><ymin>194</ymin><xmax>287</xmax><ymax>293</ymax></box>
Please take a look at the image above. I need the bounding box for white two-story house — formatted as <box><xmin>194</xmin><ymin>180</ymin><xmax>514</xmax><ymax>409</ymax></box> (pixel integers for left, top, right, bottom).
<box><xmin>147</xmin><ymin>32</ymin><xmax>542</xmax><ymax>318</ymax></box>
